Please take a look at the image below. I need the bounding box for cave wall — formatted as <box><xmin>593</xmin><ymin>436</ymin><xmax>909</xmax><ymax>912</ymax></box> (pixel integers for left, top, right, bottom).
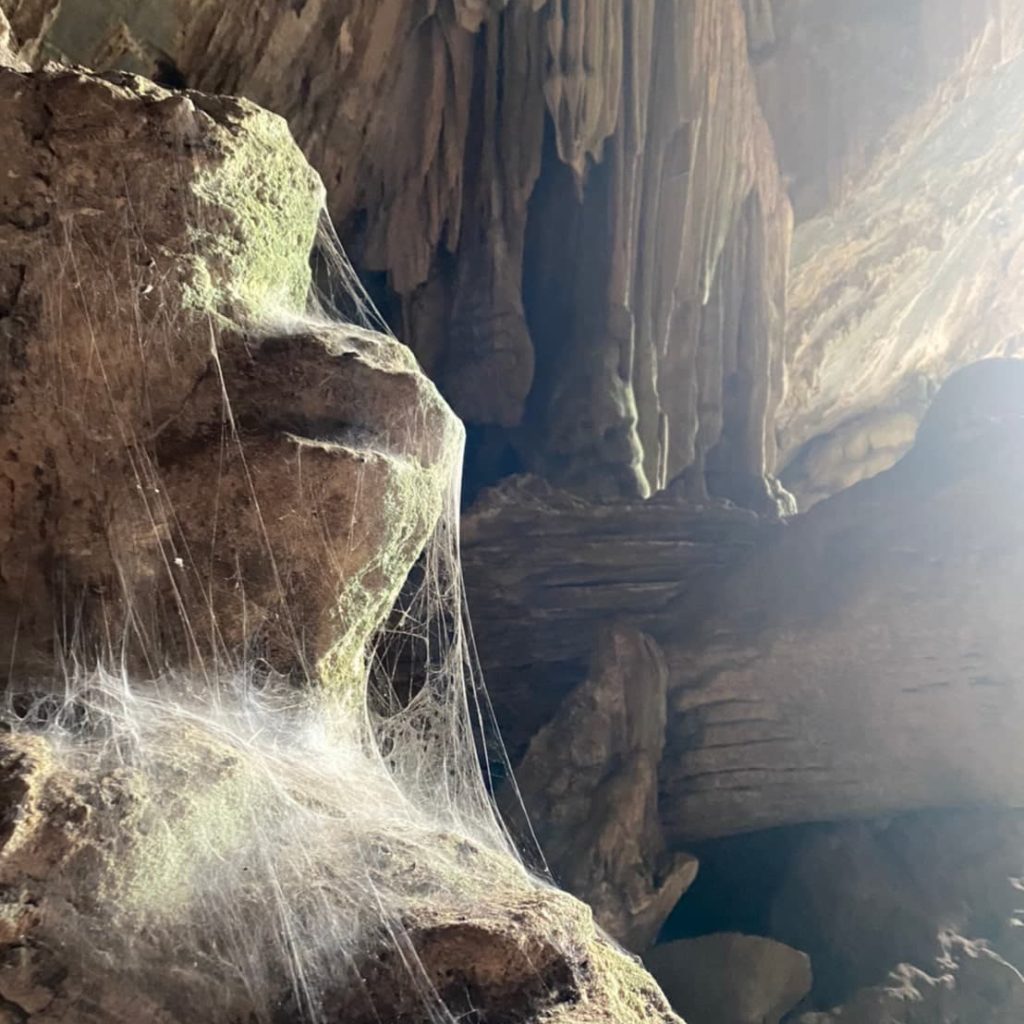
<box><xmin>15</xmin><ymin>0</ymin><xmax>792</xmax><ymax>510</ymax></box>
<box><xmin>8</xmin><ymin>3</ymin><xmax>1024</xmax><ymax>1021</ymax></box>
<box><xmin>13</xmin><ymin>0</ymin><xmax>1024</xmax><ymax>510</ymax></box>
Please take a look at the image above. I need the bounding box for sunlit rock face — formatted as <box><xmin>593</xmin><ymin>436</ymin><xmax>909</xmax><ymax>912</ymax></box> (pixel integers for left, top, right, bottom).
<box><xmin>463</xmin><ymin>360</ymin><xmax>1024</xmax><ymax>846</ymax></box>
<box><xmin>22</xmin><ymin>0</ymin><xmax>794</xmax><ymax>512</ymax></box>
<box><xmin>23</xmin><ymin>0</ymin><xmax>1024</xmax><ymax>512</ymax></box>
<box><xmin>0</xmin><ymin>62</ymin><xmax>459</xmax><ymax>685</ymax></box>
<box><xmin>661</xmin><ymin>358</ymin><xmax>1024</xmax><ymax>841</ymax></box>
<box><xmin>768</xmin><ymin>2</ymin><xmax>1024</xmax><ymax>505</ymax></box>
<box><xmin>13</xmin><ymin>0</ymin><xmax>1024</xmax><ymax>512</ymax></box>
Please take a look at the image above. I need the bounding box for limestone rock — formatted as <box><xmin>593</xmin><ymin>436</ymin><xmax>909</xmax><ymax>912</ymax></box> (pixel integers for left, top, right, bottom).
<box><xmin>460</xmin><ymin>475</ymin><xmax>766</xmax><ymax>758</ymax></box>
<box><xmin>0</xmin><ymin>730</ymin><xmax>684</xmax><ymax>1024</ymax></box>
<box><xmin>521</xmin><ymin>0</ymin><xmax>791</xmax><ymax>504</ymax></box>
<box><xmin>466</xmin><ymin>363</ymin><xmax>1024</xmax><ymax>845</ymax></box>
<box><xmin>660</xmin><ymin>359</ymin><xmax>1024</xmax><ymax>841</ymax></box>
<box><xmin>644</xmin><ymin>932</ymin><xmax>811</xmax><ymax>1024</ymax></box>
<box><xmin>0</xmin><ymin>7</ymin><xmax>25</xmax><ymax>68</ymax></box>
<box><xmin>0</xmin><ymin>60</ymin><xmax>682</xmax><ymax>1024</ymax></box>
<box><xmin>775</xmin><ymin>16</ymin><xmax>1024</xmax><ymax>503</ymax></box>
<box><xmin>0</xmin><ymin>63</ymin><xmax>459</xmax><ymax>686</ymax></box>
<box><xmin>15</xmin><ymin>0</ymin><xmax>1024</xmax><ymax>509</ymax></box>
<box><xmin>506</xmin><ymin>622</ymin><xmax>697</xmax><ymax>950</ymax></box>
<box><xmin>0</xmin><ymin>0</ymin><xmax>57</xmax><ymax>65</ymax></box>
<box><xmin>30</xmin><ymin>0</ymin><xmax>793</xmax><ymax>508</ymax></box>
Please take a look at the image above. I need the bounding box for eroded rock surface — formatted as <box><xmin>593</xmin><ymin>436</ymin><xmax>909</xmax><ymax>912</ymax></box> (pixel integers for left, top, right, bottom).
<box><xmin>506</xmin><ymin>623</ymin><xmax>697</xmax><ymax>951</ymax></box>
<box><xmin>16</xmin><ymin>0</ymin><xmax>792</xmax><ymax>510</ymax></box>
<box><xmin>767</xmin><ymin>811</ymin><xmax>1024</xmax><ymax>1008</ymax></box>
<box><xmin>461</xmin><ymin>475</ymin><xmax>767</xmax><ymax>757</ymax></box>
<box><xmin>645</xmin><ymin>933</ymin><xmax>811</xmax><ymax>1024</ymax></box>
<box><xmin>0</xmin><ymin>731</ymin><xmax>683</xmax><ymax>1024</ymax></box>
<box><xmin>796</xmin><ymin>939</ymin><xmax>1024</xmax><ymax>1024</ymax></box>
<box><xmin>0</xmin><ymin>59</ymin><xmax>681</xmax><ymax>1024</ymax></box>
<box><xmin>662</xmin><ymin>360</ymin><xmax>1024</xmax><ymax>841</ymax></box>
<box><xmin>775</xmin><ymin>8</ymin><xmax>1024</xmax><ymax>504</ymax></box>
<box><xmin>0</xmin><ymin>62</ymin><xmax>460</xmax><ymax>686</ymax></box>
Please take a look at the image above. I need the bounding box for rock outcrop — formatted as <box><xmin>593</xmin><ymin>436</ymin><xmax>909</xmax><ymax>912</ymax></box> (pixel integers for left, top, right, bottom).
<box><xmin>19</xmin><ymin>1</ymin><xmax>1024</xmax><ymax>510</ymax></box>
<box><xmin>465</xmin><ymin>362</ymin><xmax>1024</xmax><ymax>845</ymax></box>
<box><xmin>661</xmin><ymin>358</ymin><xmax>1024</xmax><ymax>841</ymax></box>
<box><xmin>795</xmin><ymin>940</ymin><xmax>1024</xmax><ymax>1024</ymax></box>
<box><xmin>773</xmin><ymin>5</ymin><xmax>1024</xmax><ymax>504</ymax></box>
<box><xmin>19</xmin><ymin>0</ymin><xmax>793</xmax><ymax>510</ymax></box>
<box><xmin>0</xmin><ymin>730</ymin><xmax>682</xmax><ymax>1024</ymax></box>
<box><xmin>0</xmin><ymin>61</ymin><xmax>681</xmax><ymax>1024</ymax></box>
<box><xmin>0</xmin><ymin>61</ymin><xmax>460</xmax><ymax>686</ymax></box>
<box><xmin>461</xmin><ymin>475</ymin><xmax>766</xmax><ymax>757</ymax></box>
<box><xmin>506</xmin><ymin>623</ymin><xmax>697</xmax><ymax>950</ymax></box>
<box><xmin>9</xmin><ymin>3</ymin><xmax>1024</xmax><ymax>1022</ymax></box>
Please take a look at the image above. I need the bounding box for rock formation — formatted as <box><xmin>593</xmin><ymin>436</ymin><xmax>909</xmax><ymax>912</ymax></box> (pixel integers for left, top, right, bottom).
<box><xmin>0</xmin><ymin>58</ymin><xmax>461</xmax><ymax>688</ymax></box>
<box><xmin>0</xmin><ymin>55</ymin><xmax>681</xmax><ymax>1024</ymax></box>
<box><xmin>16</xmin><ymin>0</ymin><xmax>1024</xmax><ymax>512</ymax></box>
<box><xmin>6</xmin><ymin>2</ymin><xmax>1024</xmax><ymax>1023</ymax></box>
<box><xmin>793</xmin><ymin>940</ymin><xmax>1024</xmax><ymax>1024</ymax></box>
<box><xmin>505</xmin><ymin>622</ymin><xmax>697</xmax><ymax>950</ymax></box>
<box><xmin>645</xmin><ymin>933</ymin><xmax>812</xmax><ymax>1024</ymax></box>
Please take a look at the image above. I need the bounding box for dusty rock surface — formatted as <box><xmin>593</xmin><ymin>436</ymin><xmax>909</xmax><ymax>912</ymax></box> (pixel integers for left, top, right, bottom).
<box><xmin>13</xmin><ymin>1</ymin><xmax>1024</xmax><ymax>509</ymax></box>
<box><xmin>19</xmin><ymin>0</ymin><xmax>793</xmax><ymax>509</ymax></box>
<box><xmin>766</xmin><ymin>811</ymin><xmax>1024</xmax><ymax>1007</ymax></box>
<box><xmin>0</xmin><ymin>62</ymin><xmax>459</xmax><ymax>686</ymax></box>
<box><xmin>645</xmin><ymin>933</ymin><xmax>811</xmax><ymax>1024</ymax></box>
<box><xmin>0</xmin><ymin>59</ymin><xmax>682</xmax><ymax>1024</ymax></box>
<box><xmin>795</xmin><ymin>938</ymin><xmax>1024</xmax><ymax>1024</ymax></box>
<box><xmin>506</xmin><ymin>623</ymin><xmax>697</xmax><ymax>951</ymax></box>
<box><xmin>661</xmin><ymin>358</ymin><xmax>1024</xmax><ymax>841</ymax></box>
<box><xmin>0</xmin><ymin>732</ymin><xmax>683</xmax><ymax>1024</ymax></box>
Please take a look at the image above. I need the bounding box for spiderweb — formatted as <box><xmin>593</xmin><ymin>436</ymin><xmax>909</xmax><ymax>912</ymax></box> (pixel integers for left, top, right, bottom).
<box><xmin>0</xmin><ymin>76</ymin><xmax>547</xmax><ymax>1024</ymax></box>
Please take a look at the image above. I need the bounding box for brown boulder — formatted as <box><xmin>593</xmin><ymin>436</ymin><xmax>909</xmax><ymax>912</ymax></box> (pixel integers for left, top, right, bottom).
<box><xmin>645</xmin><ymin>932</ymin><xmax>811</xmax><ymax>1024</ymax></box>
<box><xmin>0</xmin><ymin>63</ymin><xmax>458</xmax><ymax>687</ymax></box>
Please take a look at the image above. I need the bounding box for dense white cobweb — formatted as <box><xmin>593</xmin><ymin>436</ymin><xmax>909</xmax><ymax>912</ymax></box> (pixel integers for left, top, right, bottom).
<box><xmin>3</xmin><ymin>189</ymin><xmax>548</xmax><ymax>1023</ymax></box>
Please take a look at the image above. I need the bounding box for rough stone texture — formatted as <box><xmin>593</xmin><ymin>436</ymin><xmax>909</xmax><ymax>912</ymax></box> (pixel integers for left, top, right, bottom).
<box><xmin>505</xmin><ymin>623</ymin><xmax>697</xmax><ymax>951</ymax></box>
<box><xmin>644</xmin><ymin>933</ymin><xmax>811</xmax><ymax>1024</ymax></box>
<box><xmin>752</xmin><ymin>1</ymin><xmax>1024</xmax><ymax>222</ymax></box>
<box><xmin>0</xmin><ymin>731</ymin><xmax>684</xmax><ymax>1024</ymax></box>
<box><xmin>0</xmin><ymin>6</ymin><xmax>25</xmax><ymax>68</ymax></box>
<box><xmin>461</xmin><ymin>474</ymin><xmax>767</xmax><ymax>758</ymax></box>
<box><xmin>773</xmin><ymin>8</ymin><xmax>1024</xmax><ymax>504</ymax></box>
<box><xmin>23</xmin><ymin>0</ymin><xmax>794</xmax><ymax>510</ymax></box>
<box><xmin>661</xmin><ymin>359</ymin><xmax>1024</xmax><ymax>841</ymax></box>
<box><xmin>796</xmin><ymin>939</ymin><xmax>1024</xmax><ymax>1024</ymax></box>
<box><xmin>0</xmin><ymin>0</ymin><xmax>57</xmax><ymax>64</ymax></box>
<box><xmin>13</xmin><ymin>1</ymin><xmax>1024</xmax><ymax>509</ymax></box>
<box><xmin>520</xmin><ymin>0</ymin><xmax>791</xmax><ymax>507</ymax></box>
<box><xmin>0</xmin><ymin>63</ymin><xmax>459</xmax><ymax>687</ymax></box>
<box><xmin>0</xmin><ymin>61</ymin><xmax>681</xmax><ymax>1024</ymax></box>
<box><xmin>464</xmin><ymin>361</ymin><xmax>1024</xmax><ymax>845</ymax></box>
